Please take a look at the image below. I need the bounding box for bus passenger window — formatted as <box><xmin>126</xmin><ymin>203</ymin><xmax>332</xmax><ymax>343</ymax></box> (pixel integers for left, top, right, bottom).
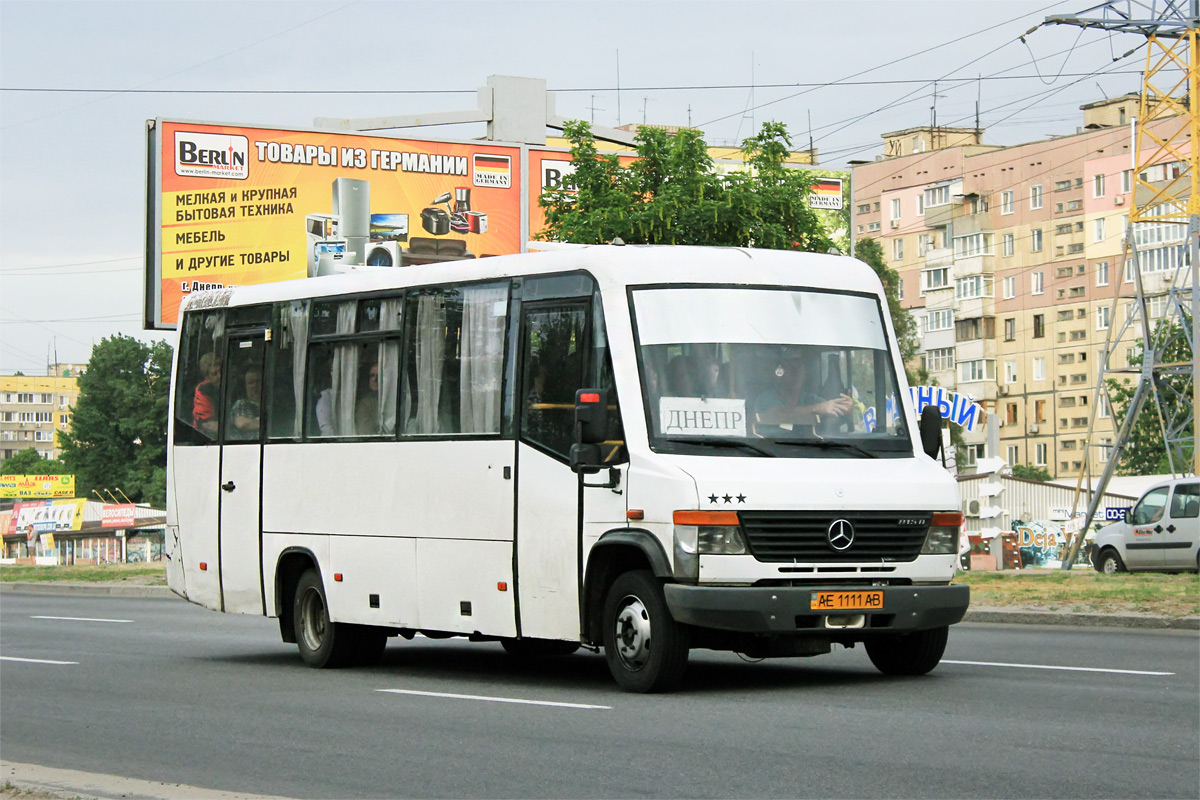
<box><xmin>173</xmin><ymin>309</ymin><xmax>225</xmax><ymax>446</ymax></box>
<box><xmin>521</xmin><ymin>305</ymin><xmax>586</xmax><ymax>458</ymax></box>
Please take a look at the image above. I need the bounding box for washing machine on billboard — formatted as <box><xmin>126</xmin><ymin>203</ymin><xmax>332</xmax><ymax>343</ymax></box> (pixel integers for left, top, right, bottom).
<box><xmin>363</xmin><ymin>240</ymin><xmax>402</xmax><ymax>268</ymax></box>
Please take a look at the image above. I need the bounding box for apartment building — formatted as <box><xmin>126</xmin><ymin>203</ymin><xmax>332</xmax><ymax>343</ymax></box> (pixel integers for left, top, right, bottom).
<box><xmin>852</xmin><ymin>94</ymin><xmax>1191</xmax><ymax>479</ymax></box>
<box><xmin>0</xmin><ymin>366</ymin><xmax>85</xmax><ymax>461</ymax></box>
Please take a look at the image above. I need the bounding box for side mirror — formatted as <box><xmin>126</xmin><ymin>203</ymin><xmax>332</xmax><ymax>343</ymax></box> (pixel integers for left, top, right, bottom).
<box><xmin>919</xmin><ymin>405</ymin><xmax>943</xmax><ymax>460</ymax></box>
<box><xmin>570</xmin><ymin>443</ymin><xmax>603</xmax><ymax>474</ymax></box>
<box><xmin>575</xmin><ymin>388</ymin><xmax>609</xmax><ymax>444</ymax></box>
<box><xmin>1122</xmin><ymin>508</ymin><xmax>1131</xmax><ymax>523</ymax></box>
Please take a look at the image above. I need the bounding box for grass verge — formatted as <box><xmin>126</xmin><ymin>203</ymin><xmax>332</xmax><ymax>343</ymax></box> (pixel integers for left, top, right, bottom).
<box><xmin>954</xmin><ymin>569</ymin><xmax>1199</xmax><ymax>617</ymax></box>
<box><xmin>0</xmin><ymin>563</ymin><xmax>166</xmax><ymax>585</ymax></box>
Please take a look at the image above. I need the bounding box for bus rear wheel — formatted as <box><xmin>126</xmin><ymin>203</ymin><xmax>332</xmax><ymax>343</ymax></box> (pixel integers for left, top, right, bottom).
<box><xmin>865</xmin><ymin>625</ymin><xmax>949</xmax><ymax>676</ymax></box>
<box><xmin>602</xmin><ymin>570</ymin><xmax>689</xmax><ymax>693</ymax></box>
<box><xmin>294</xmin><ymin>569</ymin><xmax>372</xmax><ymax>668</ymax></box>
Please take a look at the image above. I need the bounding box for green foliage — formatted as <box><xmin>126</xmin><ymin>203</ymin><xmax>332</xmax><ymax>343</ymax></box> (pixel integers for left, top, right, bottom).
<box><xmin>852</xmin><ymin>237</ymin><xmax>920</xmax><ymax>378</ymax></box>
<box><xmin>0</xmin><ymin>447</ymin><xmax>69</xmax><ymax>476</ymax></box>
<box><xmin>1106</xmin><ymin>318</ymin><xmax>1194</xmax><ymax>475</ymax></box>
<box><xmin>1010</xmin><ymin>463</ymin><xmax>1052</xmax><ymax>482</ymax></box>
<box><xmin>537</xmin><ymin>120</ymin><xmax>834</xmax><ymax>252</ymax></box>
<box><xmin>56</xmin><ymin>335</ymin><xmax>173</xmax><ymax>507</ymax></box>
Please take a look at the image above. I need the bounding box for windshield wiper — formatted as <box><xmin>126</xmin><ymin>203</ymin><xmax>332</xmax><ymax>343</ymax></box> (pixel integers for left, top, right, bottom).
<box><xmin>769</xmin><ymin>438</ymin><xmax>879</xmax><ymax>458</ymax></box>
<box><xmin>661</xmin><ymin>436</ymin><xmax>776</xmax><ymax>457</ymax></box>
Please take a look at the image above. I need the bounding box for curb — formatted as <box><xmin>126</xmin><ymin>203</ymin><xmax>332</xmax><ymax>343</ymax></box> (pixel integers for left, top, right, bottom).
<box><xmin>3</xmin><ymin>583</ymin><xmax>1196</xmax><ymax>630</ymax></box>
<box><xmin>964</xmin><ymin>608</ymin><xmax>1199</xmax><ymax>630</ymax></box>
<box><xmin>0</xmin><ymin>582</ymin><xmax>177</xmax><ymax>599</ymax></box>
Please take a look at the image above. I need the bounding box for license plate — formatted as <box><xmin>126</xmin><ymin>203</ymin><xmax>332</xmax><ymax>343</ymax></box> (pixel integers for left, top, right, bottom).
<box><xmin>810</xmin><ymin>590</ymin><xmax>884</xmax><ymax>611</ymax></box>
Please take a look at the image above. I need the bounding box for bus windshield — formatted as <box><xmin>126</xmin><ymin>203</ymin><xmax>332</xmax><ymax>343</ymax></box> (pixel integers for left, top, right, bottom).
<box><xmin>631</xmin><ymin>287</ymin><xmax>911</xmax><ymax>458</ymax></box>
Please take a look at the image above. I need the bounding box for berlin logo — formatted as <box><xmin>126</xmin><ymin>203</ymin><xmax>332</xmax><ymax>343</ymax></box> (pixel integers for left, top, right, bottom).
<box><xmin>827</xmin><ymin>519</ymin><xmax>855</xmax><ymax>551</ymax></box>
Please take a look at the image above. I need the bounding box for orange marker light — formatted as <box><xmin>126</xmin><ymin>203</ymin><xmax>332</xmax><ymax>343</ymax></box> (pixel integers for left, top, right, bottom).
<box><xmin>931</xmin><ymin>512</ymin><xmax>965</xmax><ymax>527</ymax></box>
<box><xmin>199</xmin><ymin>562</ymin><xmax>207</xmax><ymax>571</ymax></box>
<box><xmin>627</xmin><ymin>509</ymin><xmax>645</xmax><ymax>520</ymax></box>
<box><xmin>333</xmin><ymin>573</ymin><xmax>343</xmax><ymax>582</ymax></box>
<box><xmin>579</xmin><ymin>392</ymin><xmax>601</xmax><ymax>404</ymax></box>
<box><xmin>497</xmin><ymin>582</ymin><xmax>508</xmax><ymax>592</ymax></box>
<box><xmin>673</xmin><ymin>510</ymin><xmax>740</xmax><ymax>526</ymax></box>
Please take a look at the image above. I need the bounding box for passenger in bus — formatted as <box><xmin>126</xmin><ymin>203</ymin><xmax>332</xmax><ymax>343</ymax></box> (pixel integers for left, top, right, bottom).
<box><xmin>754</xmin><ymin>350</ymin><xmax>853</xmax><ymax>435</ymax></box>
<box><xmin>355</xmin><ymin>362</ymin><xmax>380</xmax><ymax>435</ymax></box>
<box><xmin>229</xmin><ymin>368</ymin><xmax>262</xmax><ymax>439</ymax></box>
<box><xmin>692</xmin><ymin>355</ymin><xmax>726</xmax><ymax>400</ymax></box>
<box><xmin>666</xmin><ymin>355</ymin><xmax>695</xmax><ymax>396</ymax></box>
<box><xmin>192</xmin><ymin>352</ymin><xmax>222</xmax><ymax>437</ymax></box>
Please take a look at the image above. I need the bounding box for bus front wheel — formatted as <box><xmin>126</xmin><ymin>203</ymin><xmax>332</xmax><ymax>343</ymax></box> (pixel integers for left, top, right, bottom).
<box><xmin>602</xmin><ymin>570</ymin><xmax>689</xmax><ymax>693</ymax></box>
<box><xmin>294</xmin><ymin>569</ymin><xmax>368</xmax><ymax>668</ymax></box>
<box><xmin>864</xmin><ymin>625</ymin><xmax>949</xmax><ymax>676</ymax></box>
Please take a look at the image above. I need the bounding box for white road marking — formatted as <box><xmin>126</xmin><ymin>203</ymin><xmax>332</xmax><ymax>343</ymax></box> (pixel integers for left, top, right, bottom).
<box><xmin>944</xmin><ymin>659</ymin><xmax>1173</xmax><ymax>676</ymax></box>
<box><xmin>30</xmin><ymin>615</ymin><xmax>132</xmax><ymax>623</ymax></box>
<box><xmin>1</xmin><ymin>656</ymin><xmax>78</xmax><ymax>665</ymax></box>
<box><xmin>378</xmin><ymin>688</ymin><xmax>611</xmax><ymax>710</ymax></box>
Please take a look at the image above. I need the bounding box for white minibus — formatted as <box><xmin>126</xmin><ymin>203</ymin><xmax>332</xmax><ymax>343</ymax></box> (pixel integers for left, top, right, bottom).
<box><xmin>166</xmin><ymin>244</ymin><xmax>967</xmax><ymax>692</ymax></box>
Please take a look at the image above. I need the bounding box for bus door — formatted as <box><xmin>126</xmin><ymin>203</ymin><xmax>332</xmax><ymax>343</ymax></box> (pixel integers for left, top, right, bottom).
<box><xmin>218</xmin><ymin>330</ymin><xmax>267</xmax><ymax>614</ymax></box>
<box><xmin>515</xmin><ymin>293</ymin><xmax>625</xmax><ymax>640</ymax></box>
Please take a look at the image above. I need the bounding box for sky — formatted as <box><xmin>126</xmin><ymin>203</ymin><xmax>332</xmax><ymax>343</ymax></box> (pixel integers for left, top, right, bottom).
<box><xmin>0</xmin><ymin>0</ymin><xmax>1157</xmax><ymax>374</ymax></box>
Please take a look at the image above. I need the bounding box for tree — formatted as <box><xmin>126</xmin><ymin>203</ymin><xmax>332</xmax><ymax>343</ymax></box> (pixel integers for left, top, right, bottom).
<box><xmin>1107</xmin><ymin>318</ymin><xmax>1194</xmax><ymax>475</ymax></box>
<box><xmin>1010</xmin><ymin>463</ymin><xmax>1052</xmax><ymax>482</ymax></box>
<box><xmin>1</xmin><ymin>447</ymin><xmax>68</xmax><ymax>476</ymax></box>
<box><xmin>852</xmin><ymin>236</ymin><xmax>920</xmax><ymax>380</ymax></box>
<box><xmin>57</xmin><ymin>335</ymin><xmax>173</xmax><ymax>507</ymax></box>
<box><xmin>538</xmin><ymin>120</ymin><xmax>834</xmax><ymax>252</ymax></box>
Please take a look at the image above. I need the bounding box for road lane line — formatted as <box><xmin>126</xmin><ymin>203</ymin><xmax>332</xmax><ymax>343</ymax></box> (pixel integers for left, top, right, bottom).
<box><xmin>1</xmin><ymin>656</ymin><xmax>78</xmax><ymax>665</ymax></box>
<box><xmin>378</xmin><ymin>688</ymin><xmax>611</xmax><ymax>710</ymax></box>
<box><xmin>944</xmin><ymin>659</ymin><xmax>1173</xmax><ymax>676</ymax></box>
<box><xmin>30</xmin><ymin>615</ymin><xmax>132</xmax><ymax>623</ymax></box>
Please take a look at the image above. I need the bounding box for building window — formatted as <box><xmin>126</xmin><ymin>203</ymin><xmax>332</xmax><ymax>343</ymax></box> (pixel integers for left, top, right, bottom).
<box><xmin>1031</xmin><ymin>229</ymin><xmax>1043</xmax><ymax>252</ymax></box>
<box><xmin>958</xmin><ymin>359</ymin><xmax>996</xmax><ymax>383</ymax></box>
<box><xmin>890</xmin><ymin>198</ymin><xmax>901</xmax><ymax>221</ymax></box>
<box><xmin>898</xmin><ymin>278</ymin><xmax>904</xmax><ymax>301</ymax></box>
<box><xmin>916</xmin><ymin>194</ymin><xmax>925</xmax><ymax>216</ymax></box>
<box><xmin>954</xmin><ymin>316</ymin><xmax>994</xmax><ymax>341</ymax></box>
<box><xmin>1093</xmin><ymin>173</ymin><xmax>1105</xmax><ymax>198</ymax></box>
<box><xmin>1093</xmin><ymin>218</ymin><xmax>1105</xmax><ymax>242</ymax></box>
<box><xmin>1068</xmin><ymin>243</ymin><xmax>1084</xmax><ymax>254</ymax></box>
<box><xmin>917</xmin><ymin>233</ymin><xmax>934</xmax><ymax>255</ymax></box>
<box><xmin>1097</xmin><ymin>306</ymin><xmax>1110</xmax><ymax>330</ymax></box>
<box><xmin>953</xmin><ymin>233</ymin><xmax>992</xmax><ymax>258</ymax></box>
<box><xmin>925</xmin><ymin>309</ymin><xmax>954</xmax><ymax>332</ymax></box>
<box><xmin>1034</xmin><ymin>443</ymin><xmax>1048</xmax><ymax>466</ymax></box>
<box><xmin>1033</xmin><ymin>314</ymin><xmax>1045</xmax><ymax>338</ymax></box>
<box><xmin>921</xmin><ymin>267</ymin><xmax>950</xmax><ymax>294</ymax></box>
<box><xmin>857</xmin><ymin>203</ymin><xmax>870</xmax><ymax>214</ymax></box>
<box><xmin>1032</xmin><ymin>272</ymin><xmax>1044</xmax><ymax>295</ymax></box>
<box><xmin>1002</xmin><ymin>275</ymin><xmax>1016</xmax><ymax>299</ymax></box>
<box><xmin>1122</xmin><ymin>169</ymin><xmax>1132</xmax><ymax>193</ymax></box>
<box><xmin>1000</xmin><ymin>190</ymin><xmax>1014</xmax><ymax>215</ymax></box>
<box><xmin>1055</xmin><ymin>179</ymin><xmax>1072</xmax><ymax>191</ymax></box>
<box><xmin>924</xmin><ymin>185</ymin><xmax>950</xmax><ymax>208</ymax></box>
<box><xmin>1002</xmin><ymin>233</ymin><xmax>1014</xmax><ymax>257</ymax></box>
<box><xmin>867</xmin><ymin>221</ymin><xmax>881</xmax><ymax>232</ymax></box>
<box><xmin>893</xmin><ymin>238</ymin><xmax>904</xmax><ymax>260</ymax></box>
<box><xmin>1096</xmin><ymin>261</ymin><xmax>1109</xmax><ymax>286</ymax></box>
<box><xmin>1004</xmin><ymin>317</ymin><xmax>1016</xmax><ymax>341</ymax></box>
<box><xmin>925</xmin><ymin>347</ymin><xmax>955</xmax><ymax>372</ymax></box>
<box><xmin>1006</xmin><ymin>444</ymin><xmax>1020</xmax><ymax>465</ymax></box>
<box><xmin>1030</xmin><ymin>184</ymin><xmax>1043</xmax><ymax>209</ymax></box>
<box><xmin>1033</xmin><ymin>357</ymin><xmax>1046</xmax><ymax>381</ymax></box>
<box><xmin>955</xmin><ymin>276</ymin><xmax>993</xmax><ymax>299</ymax></box>
<box><xmin>1004</xmin><ymin>360</ymin><xmax>1017</xmax><ymax>384</ymax></box>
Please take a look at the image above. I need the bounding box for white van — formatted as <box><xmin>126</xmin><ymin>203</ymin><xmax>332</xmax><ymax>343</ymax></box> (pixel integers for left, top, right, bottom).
<box><xmin>1092</xmin><ymin>477</ymin><xmax>1199</xmax><ymax>573</ymax></box>
<box><xmin>166</xmin><ymin>244</ymin><xmax>968</xmax><ymax>692</ymax></box>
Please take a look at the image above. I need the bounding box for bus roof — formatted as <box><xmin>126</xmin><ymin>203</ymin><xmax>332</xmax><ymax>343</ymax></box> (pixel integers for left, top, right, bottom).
<box><xmin>184</xmin><ymin>245</ymin><xmax>885</xmax><ymax>313</ymax></box>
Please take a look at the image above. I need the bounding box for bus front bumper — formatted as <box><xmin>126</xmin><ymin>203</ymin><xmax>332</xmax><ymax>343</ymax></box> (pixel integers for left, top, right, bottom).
<box><xmin>663</xmin><ymin>583</ymin><xmax>969</xmax><ymax>634</ymax></box>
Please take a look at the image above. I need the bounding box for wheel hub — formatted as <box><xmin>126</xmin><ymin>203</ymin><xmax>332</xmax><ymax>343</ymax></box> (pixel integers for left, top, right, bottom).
<box><xmin>615</xmin><ymin>596</ymin><xmax>651</xmax><ymax>670</ymax></box>
<box><xmin>299</xmin><ymin>587</ymin><xmax>327</xmax><ymax>651</ymax></box>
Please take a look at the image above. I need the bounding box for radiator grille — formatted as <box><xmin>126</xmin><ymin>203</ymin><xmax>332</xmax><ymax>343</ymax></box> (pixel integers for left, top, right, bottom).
<box><xmin>738</xmin><ymin>510</ymin><xmax>930</xmax><ymax>563</ymax></box>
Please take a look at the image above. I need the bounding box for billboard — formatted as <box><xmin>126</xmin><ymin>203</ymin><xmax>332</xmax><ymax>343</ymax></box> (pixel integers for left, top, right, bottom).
<box><xmin>7</xmin><ymin>499</ymin><xmax>86</xmax><ymax>538</ymax></box>
<box><xmin>0</xmin><ymin>474</ymin><xmax>75</xmax><ymax>499</ymax></box>
<box><xmin>146</xmin><ymin>120</ymin><xmax>525</xmax><ymax>328</ymax></box>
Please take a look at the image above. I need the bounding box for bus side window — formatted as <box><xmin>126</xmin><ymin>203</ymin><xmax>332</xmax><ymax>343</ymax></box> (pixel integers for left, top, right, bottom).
<box><xmin>173</xmin><ymin>309</ymin><xmax>225</xmax><ymax>446</ymax></box>
<box><xmin>521</xmin><ymin>304</ymin><xmax>586</xmax><ymax>459</ymax></box>
<box><xmin>267</xmin><ymin>300</ymin><xmax>308</xmax><ymax>440</ymax></box>
<box><xmin>589</xmin><ymin>292</ymin><xmax>626</xmax><ymax>464</ymax></box>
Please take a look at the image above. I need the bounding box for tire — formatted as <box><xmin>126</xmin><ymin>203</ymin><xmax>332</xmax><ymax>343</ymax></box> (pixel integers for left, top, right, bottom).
<box><xmin>293</xmin><ymin>569</ymin><xmax>362</xmax><ymax>668</ymax></box>
<box><xmin>501</xmin><ymin>638</ymin><xmax>581</xmax><ymax>658</ymax></box>
<box><xmin>865</xmin><ymin>625</ymin><xmax>949</xmax><ymax>676</ymax></box>
<box><xmin>1097</xmin><ymin>549</ymin><xmax>1126</xmax><ymax>575</ymax></box>
<box><xmin>602</xmin><ymin>570</ymin><xmax>689</xmax><ymax>693</ymax></box>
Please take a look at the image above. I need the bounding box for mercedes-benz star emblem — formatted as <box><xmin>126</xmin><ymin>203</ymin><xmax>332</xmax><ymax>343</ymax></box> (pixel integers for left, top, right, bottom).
<box><xmin>827</xmin><ymin>519</ymin><xmax>855</xmax><ymax>551</ymax></box>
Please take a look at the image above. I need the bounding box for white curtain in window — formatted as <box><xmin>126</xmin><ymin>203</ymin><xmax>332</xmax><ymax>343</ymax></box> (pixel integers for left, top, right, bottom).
<box><xmin>285</xmin><ymin>300</ymin><xmax>309</xmax><ymax>437</ymax></box>
<box><xmin>459</xmin><ymin>284</ymin><xmax>507</xmax><ymax>433</ymax></box>
<box><xmin>376</xmin><ymin>297</ymin><xmax>403</xmax><ymax>435</ymax></box>
<box><xmin>406</xmin><ymin>294</ymin><xmax>445</xmax><ymax>434</ymax></box>
<box><xmin>330</xmin><ymin>302</ymin><xmax>358</xmax><ymax>435</ymax></box>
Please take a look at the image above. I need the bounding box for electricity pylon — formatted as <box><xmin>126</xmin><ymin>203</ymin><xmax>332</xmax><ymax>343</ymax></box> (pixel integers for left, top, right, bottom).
<box><xmin>1042</xmin><ymin>2</ymin><xmax>1197</xmax><ymax>569</ymax></box>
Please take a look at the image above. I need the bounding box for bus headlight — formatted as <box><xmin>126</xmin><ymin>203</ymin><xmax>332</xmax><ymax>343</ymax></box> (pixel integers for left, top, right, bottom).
<box><xmin>672</xmin><ymin>511</ymin><xmax>746</xmax><ymax>581</ymax></box>
<box><xmin>922</xmin><ymin>511</ymin><xmax>964</xmax><ymax>555</ymax></box>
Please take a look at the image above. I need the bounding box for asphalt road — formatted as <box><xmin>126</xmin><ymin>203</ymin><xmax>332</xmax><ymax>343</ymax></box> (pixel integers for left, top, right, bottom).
<box><xmin>1</xmin><ymin>591</ymin><xmax>1196</xmax><ymax>799</ymax></box>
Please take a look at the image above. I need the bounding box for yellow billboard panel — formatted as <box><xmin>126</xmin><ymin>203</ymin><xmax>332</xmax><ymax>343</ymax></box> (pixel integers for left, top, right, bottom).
<box><xmin>0</xmin><ymin>474</ymin><xmax>75</xmax><ymax>499</ymax></box>
<box><xmin>148</xmin><ymin>120</ymin><xmax>525</xmax><ymax>328</ymax></box>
